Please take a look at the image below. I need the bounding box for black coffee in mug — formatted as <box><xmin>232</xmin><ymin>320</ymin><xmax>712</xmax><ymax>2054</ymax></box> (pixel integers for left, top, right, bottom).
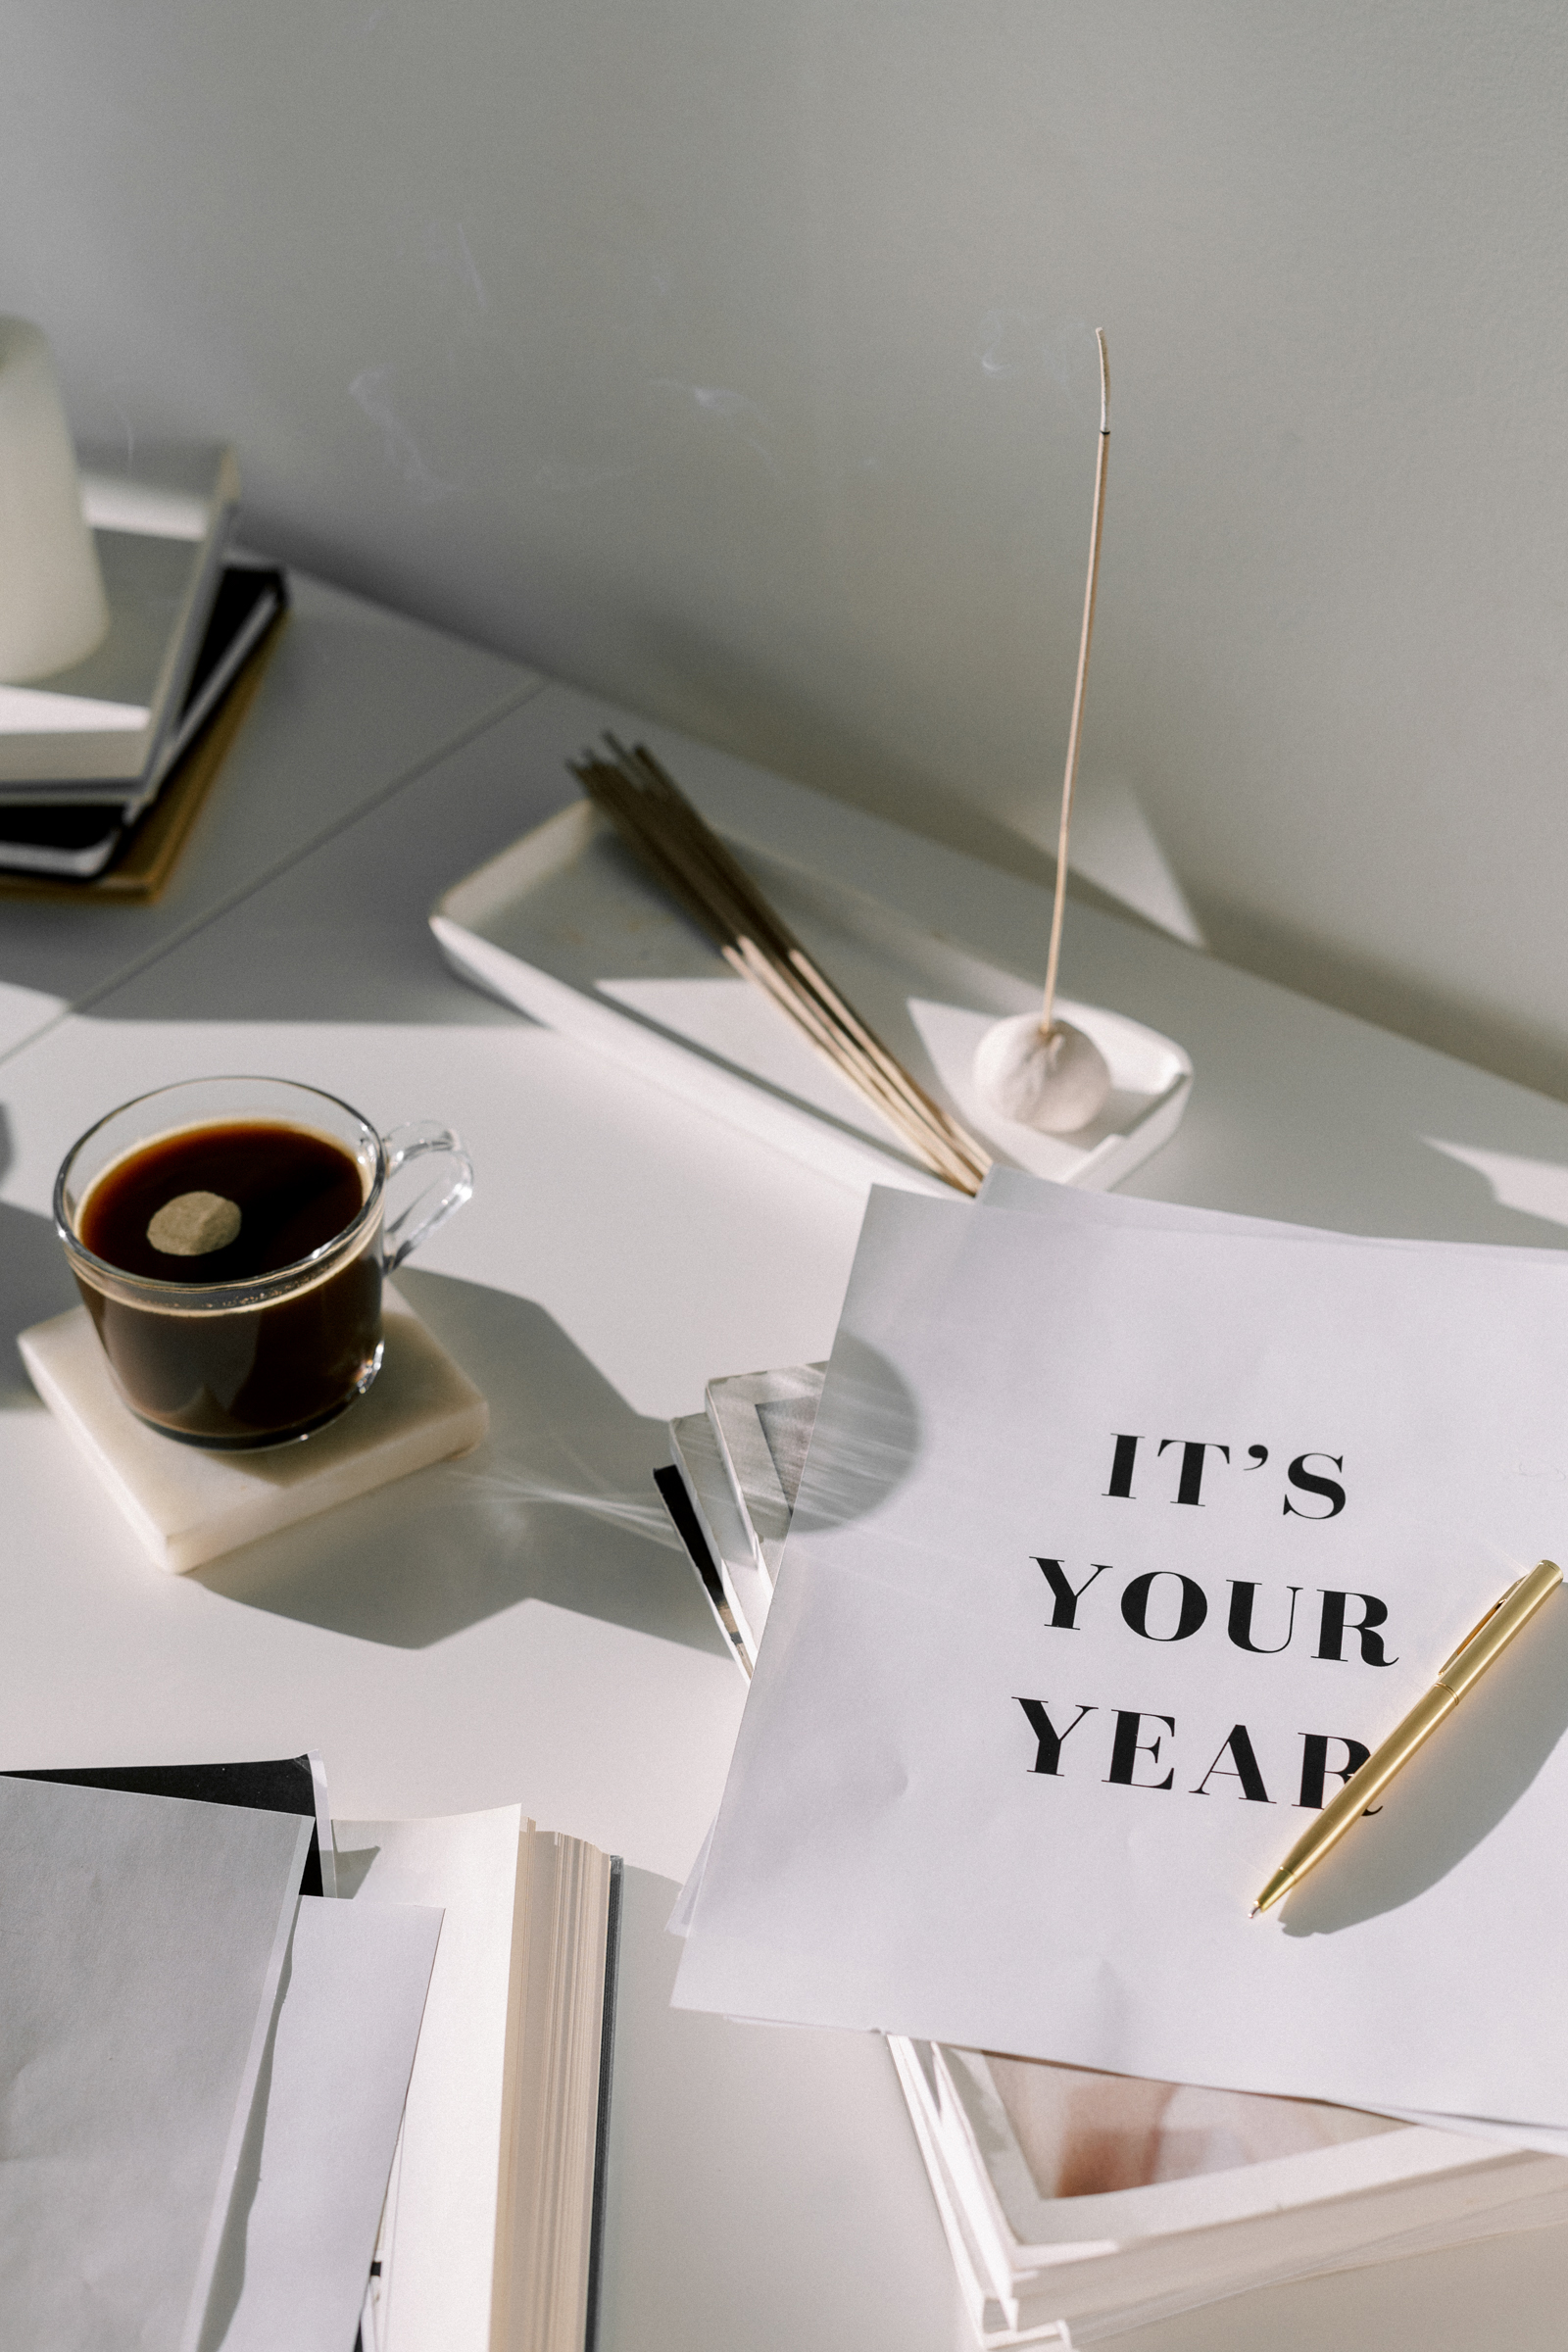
<box><xmin>58</xmin><ymin>1077</ymin><xmax>473</xmax><ymax>1450</ymax></box>
<box><xmin>81</xmin><ymin>1122</ymin><xmax>365</xmax><ymax>1280</ymax></box>
<box><xmin>74</xmin><ymin>1121</ymin><xmax>381</xmax><ymax>1446</ymax></box>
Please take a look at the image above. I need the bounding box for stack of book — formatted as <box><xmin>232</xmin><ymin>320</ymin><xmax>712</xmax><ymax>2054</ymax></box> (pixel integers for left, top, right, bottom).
<box><xmin>0</xmin><ymin>445</ymin><xmax>285</xmax><ymax>891</ymax></box>
<box><xmin>0</xmin><ymin>1754</ymin><xmax>619</xmax><ymax>2352</ymax></box>
<box><xmin>660</xmin><ymin>1354</ymin><xmax>1568</xmax><ymax>2346</ymax></box>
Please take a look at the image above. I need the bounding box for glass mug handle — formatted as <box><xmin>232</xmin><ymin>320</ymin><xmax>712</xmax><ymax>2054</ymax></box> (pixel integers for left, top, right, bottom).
<box><xmin>380</xmin><ymin>1121</ymin><xmax>474</xmax><ymax>1273</ymax></box>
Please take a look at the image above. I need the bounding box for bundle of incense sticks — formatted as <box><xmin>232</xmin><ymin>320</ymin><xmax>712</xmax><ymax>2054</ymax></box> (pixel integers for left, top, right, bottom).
<box><xmin>569</xmin><ymin>737</ymin><xmax>993</xmax><ymax>1194</ymax></box>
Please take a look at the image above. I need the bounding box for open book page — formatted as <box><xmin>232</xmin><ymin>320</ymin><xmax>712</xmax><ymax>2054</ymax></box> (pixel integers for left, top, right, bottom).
<box><xmin>344</xmin><ymin>1809</ymin><xmax>614</xmax><ymax>2352</ymax></box>
<box><xmin>491</xmin><ymin>1830</ymin><xmax>615</xmax><ymax>2352</ymax></box>
<box><xmin>674</xmin><ymin>1187</ymin><xmax>1568</xmax><ymax>2130</ymax></box>
<box><xmin>337</xmin><ymin>1807</ymin><xmax>525</xmax><ymax>2352</ymax></box>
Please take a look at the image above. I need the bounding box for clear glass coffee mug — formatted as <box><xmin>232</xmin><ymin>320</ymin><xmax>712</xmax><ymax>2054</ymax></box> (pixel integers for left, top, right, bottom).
<box><xmin>54</xmin><ymin>1076</ymin><xmax>473</xmax><ymax>1448</ymax></box>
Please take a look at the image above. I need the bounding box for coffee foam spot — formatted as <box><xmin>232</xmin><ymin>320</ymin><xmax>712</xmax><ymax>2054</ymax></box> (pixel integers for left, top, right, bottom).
<box><xmin>147</xmin><ymin>1191</ymin><xmax>242</xmax><ymax>1257</ymax></box>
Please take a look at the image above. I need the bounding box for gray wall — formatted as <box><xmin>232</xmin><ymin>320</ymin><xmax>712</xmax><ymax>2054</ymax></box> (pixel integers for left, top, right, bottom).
<box><xmin>4</xmin><ymin>5</ymin><xmax>1566</xmax><ymax>1092</ymax></box>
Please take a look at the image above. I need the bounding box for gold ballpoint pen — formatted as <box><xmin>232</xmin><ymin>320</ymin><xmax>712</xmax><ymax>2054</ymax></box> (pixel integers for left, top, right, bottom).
<box><xmin>1252</xmin><ymin>1556</ymin><xmax>1562</xmax><ymax>1915</ymax></box>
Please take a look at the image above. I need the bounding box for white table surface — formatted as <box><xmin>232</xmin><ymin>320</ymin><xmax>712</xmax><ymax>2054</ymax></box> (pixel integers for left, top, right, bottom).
<box><xmin>3</xmin><ymin>596</ymin><xmax>1567</xmax><ymax>2350</ymax></box>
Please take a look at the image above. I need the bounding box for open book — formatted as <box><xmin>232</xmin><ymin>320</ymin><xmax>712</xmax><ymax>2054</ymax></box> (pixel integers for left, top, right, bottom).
<box><xmin>341</xmin><ymin>1808</ymin><xmax>620</xmax><ymax>2352</ymax></box>
<box><xmin>660</xmin><ymin>1359</ymin><xmax>1568</xmax><ymax>2346</ymax></box>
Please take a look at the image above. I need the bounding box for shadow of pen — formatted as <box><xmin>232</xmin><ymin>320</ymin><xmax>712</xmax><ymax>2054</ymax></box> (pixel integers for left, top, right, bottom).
<box><xmin>1281</xmin><ymin>1586</ymin><xmax>1568</xmax><ymax>1936</ymax></box>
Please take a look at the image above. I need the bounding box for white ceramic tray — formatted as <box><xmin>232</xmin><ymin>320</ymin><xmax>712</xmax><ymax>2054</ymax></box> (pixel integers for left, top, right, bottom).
<box><xmin>431</xmin><ymin>795</ymin><xmax>1192</xmax><ymax>1198</ymax></box>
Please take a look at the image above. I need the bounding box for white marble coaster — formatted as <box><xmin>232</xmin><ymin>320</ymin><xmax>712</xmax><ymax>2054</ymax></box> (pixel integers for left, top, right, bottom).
<box><xmin>20</xmin><ymin>1282</ymin><xmax>489</xmax><ymax>1574</ymax></box>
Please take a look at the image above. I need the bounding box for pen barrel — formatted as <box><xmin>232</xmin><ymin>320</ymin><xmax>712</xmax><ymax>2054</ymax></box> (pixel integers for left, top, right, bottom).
<box><xmin>1256</xmin><ymin>1561</ymin><xmax>1562</xmax><ymax>1913</ymax></box>
<box><xmin>1263</xmin><ymin>1685</ymin><xmax>1457</xmax><ymax>1907</ymax></box>
<box><xmin>1438</xmin><ymin>1557</ymin><xmax>1561</xmax><ymax>1698</ymax></box>
<box><xmin>1324</xmin><ymin>1682</ymin><xmax>1458</xmax><ymax>1825</ymax></box>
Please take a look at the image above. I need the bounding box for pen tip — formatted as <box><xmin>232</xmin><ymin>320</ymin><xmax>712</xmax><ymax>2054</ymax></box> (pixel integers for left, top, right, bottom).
<box><xmin>1250</xmin><ymin>1905</ymin><xmax>1259</xmax><ymax>1918</ymax></box>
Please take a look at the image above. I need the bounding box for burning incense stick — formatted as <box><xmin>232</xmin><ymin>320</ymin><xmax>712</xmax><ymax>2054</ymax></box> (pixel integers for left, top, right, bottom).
<box><xmin>971</xmin><ymin>329</ymin><xmax>1113</xmax><ymax>1133</ymax></box>
<box><xmin>1042</xmin><ymin>327</ymin><xmax>1110</xmax><ymax>1039</ymax></box>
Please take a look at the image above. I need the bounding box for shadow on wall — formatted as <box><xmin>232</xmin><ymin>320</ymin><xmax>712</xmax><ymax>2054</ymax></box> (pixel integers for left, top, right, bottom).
<box><xmin>195</xmin><ymin>1266</ymin><xmax>730</xmax><ymax>1658</ymax></box>
<box><xmin>1424</xmin><ymin>1140</ymin><xmax>1568</xmax><ymax>1230</ymax></box>
<box><xmin>627</xmin><ymin>608</ymin><xmax>1205</xmax><ymax>949</ymax></box>
<box><xmin>625</xmin><ymin>610</ymin><xmax>1071</xmax><ymax>899</ymax></box>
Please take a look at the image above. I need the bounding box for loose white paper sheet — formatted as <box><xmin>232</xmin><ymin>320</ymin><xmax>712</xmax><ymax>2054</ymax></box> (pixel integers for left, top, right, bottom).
<box><xmin>337</xmin><ymin>1807</ymin><xmax>524</xmax><ymax>2352</ymax></box>
<box><xmin>0</xmin><ymin>1776</ymin><xmax>310</xmax><ymax>2352</ymax></box>
<box><xmin>201</xmin><ymin>1894</ymin><xmax>442</xmax><ymax>2352</ymax></box>
<box><xmin>978</xmin><ymin>1163</ymin><xmax>1568</xmax><ymax>1262</ymax></box>
<box><xmin>980</xmin><ymin>1176</ymin><xmax>1568</xmax><ymax>2158</ymax></box>
<box><xmin>674</xmin><ymin>1187</ymin><xmax>1568</xmax><ymax>2130</ymax></box>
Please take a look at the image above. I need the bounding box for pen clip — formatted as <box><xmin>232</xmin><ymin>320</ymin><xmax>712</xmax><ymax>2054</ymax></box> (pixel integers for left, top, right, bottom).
<box><xmin>1438</xmin><ymin>1581</ymin><xmax>1519</xmax><ymax>1679</ymax></box>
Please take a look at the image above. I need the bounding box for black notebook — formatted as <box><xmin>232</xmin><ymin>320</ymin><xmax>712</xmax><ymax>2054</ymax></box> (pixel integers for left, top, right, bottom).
<box><xmin>4</xmin><ymin>1750</ymin><xmax>331</xmax><ymax>1895</ymax></box>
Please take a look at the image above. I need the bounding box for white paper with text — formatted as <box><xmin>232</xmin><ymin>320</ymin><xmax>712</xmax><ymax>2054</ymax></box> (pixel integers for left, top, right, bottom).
<box><xmin>674</xmin><ymin>1190</ymin><xmax>1568</xmax><ymax>2128</ymax></box>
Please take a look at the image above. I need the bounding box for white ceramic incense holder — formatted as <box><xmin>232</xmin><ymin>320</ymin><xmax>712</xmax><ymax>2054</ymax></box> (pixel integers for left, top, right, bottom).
<box><xmin>973</xmin><ymin>1012</ymin><xmax>1111</xmax><ymax>1133</ymax></box>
